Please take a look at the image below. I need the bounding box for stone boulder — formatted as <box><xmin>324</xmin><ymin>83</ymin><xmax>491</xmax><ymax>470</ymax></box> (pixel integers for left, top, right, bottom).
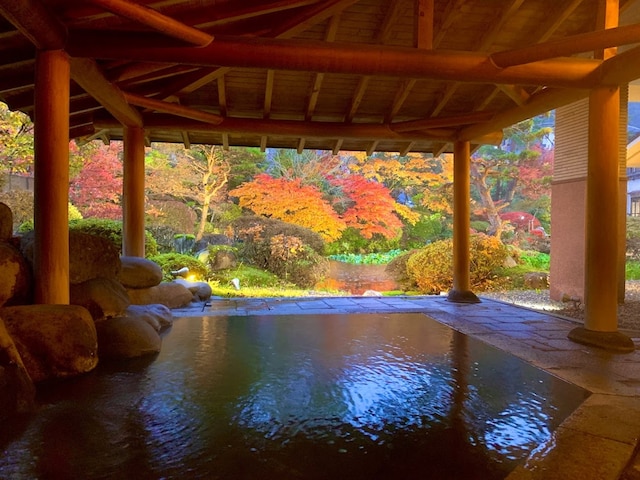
<box><xmin>118</xmin><ymin>256</ymin><xmax>163</xmax><ymax>289</ymax></box>
<box><xmin>173</xmin><ymin>277</ymin><xmax>213</xmax><ymax>302</ymax></box>
<box><xmin>21</xmin><ymin>230</ymin><xmax>121</xmax><ymax>284</ymax></box>
<box><xmin>524</xmin><ymin>272</ymin><xmax>549</xmax><ymax>289</ymax></box>
<box><xmin>210</xmin><ymin>249</ymin><xmax>237</xmax><ymax>271</ymax></box>
<box><xmin>0</xmin><ymin>317</ymin><xmax>36</xmax><ymax>419</ymax></box>
<box><xmin>2</xmin><ymin>305</ymin><xmax>98</xmax><ymax>383</ymax></box>
<box><xmin>0</xmin><ymin>242</ymin><xmax>32</xmax><ymax>307</ymax></box>
<box><xmin>0</xmin><ymin>202</ymin><xmax>12</xmax><ymax>241</ymax></box>
<box><xmin>127</xmin><ymin>281</ymin><xmax>194</xmax><ymax>309</ymax></box>
<box><xmin>120</xmin><ymin>304</ymin><xmax>173</xmax><ymax>332</ymax></box>
<box><xmin>70</xmin><ymin>277</ymin><xmax>131</xmax><ymax>321</ymax></box>
<box><xmin>95</xmin><ymin>316</ymin><xmax>161</xmax><ymax>360</ymax></box>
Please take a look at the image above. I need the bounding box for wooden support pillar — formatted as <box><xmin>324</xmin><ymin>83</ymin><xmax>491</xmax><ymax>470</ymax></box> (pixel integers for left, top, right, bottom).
<box><xmin>568</xmin><ymin>85</ymin><xmax>634</xmax><ymax>352</ymax></box>
<box><xmin>33</xmin><ymin>50</ymin><xmax>70</xmax><ymax>304</ymax></box>
<box><xmin>122</xmin><ymin>126</ymin><xmax>146</xmax><ymax>257</ymax></box>
<box><xmin>448</xmin><ymin>140</ymin><xmax>480</xmax><ymax>304</ymax></box>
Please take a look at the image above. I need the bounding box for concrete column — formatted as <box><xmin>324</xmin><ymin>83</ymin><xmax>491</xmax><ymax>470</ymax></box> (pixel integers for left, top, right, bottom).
<box><xmin>122</xmin><ymin>126</ymin><xmax>146</xmax><ymax>257</ymax></box>
<box><xmin>447</xmin><ymin>140</ymin><xmax>479</xmax><ymax>303</ymax></box>
<box><xmin>33</xmin><ymin>50</ymin><xmax>70</xmax><ymax>304</ymax></box>
<box><xmin>568</xmin><ymin>86</ymin><xmax>634</xmax><ymax>352</ymax></box>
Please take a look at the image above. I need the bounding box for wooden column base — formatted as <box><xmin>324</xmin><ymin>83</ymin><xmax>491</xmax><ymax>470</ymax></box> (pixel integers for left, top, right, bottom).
<box><xmin>447</xmin><ymin>289</ymin><xmax>481</xmax><ymax>304</ymax></box>
<box><xmin>568</xmin><ymin>327</ymin><xmax>635</xmax><ymax>353</ymax></box>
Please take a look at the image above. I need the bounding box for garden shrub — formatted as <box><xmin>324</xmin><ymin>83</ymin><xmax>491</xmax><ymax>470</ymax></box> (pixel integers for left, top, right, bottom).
<box><xmin>385</xmin><ymin>249</ymin><xmax>419</xmax><ymax>290</ymax></box>
<box><xmin>231</xmin><ymin>216</ymin><xmax>328</xmax><ymax>287</ymax></box>
<box><xmin>326</xmin><ymin>227</ymin><xmax>401</xmax><ymax>255</ymax></box>
<box><xmin>146</xmin><ymin>198</ymin><xmax>196</xmax><ymax>234</ymax></box>
<box><xmin>627</xmin><ymin>216</ymin><xmax>640</xmax><ymax>260</ymax></box>
<box><xmin>68</xmin><ymin>218</ymin><xmax>159</xmax><ymax>257</ymax></box>
<box><xmin>401</xmin><ymin>213</ymin><xmax>447</xmax><ymax>249</ymax></box>
<box><xmin>406</xmin><ymin>234</ymin><xmax>510</xmax><ymax>294</ymax></box>
<box><xmin>231</xmin><ymin>215</ymin><xmax>325</xmax><ymax>254</ymax></box>
<box><xmin>148</xmin><ymin>252</ymin><xmax>209</xmax><ymax>281</ymax></box>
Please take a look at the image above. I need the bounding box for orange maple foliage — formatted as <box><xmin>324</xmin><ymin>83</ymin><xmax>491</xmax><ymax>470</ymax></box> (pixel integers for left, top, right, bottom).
<box><xmin>332</xmin><ymin>175</ymin><xmax>407</xmax><ymax>240</ymax></box>
<box><xmin>229</xmin><ymin>174</ymin><xmax>346</xmax><ymax>242</ymax></box>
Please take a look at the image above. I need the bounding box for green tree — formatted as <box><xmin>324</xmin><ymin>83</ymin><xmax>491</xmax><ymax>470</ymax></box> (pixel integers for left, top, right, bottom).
<box><xmin>471</xmin><ymin>115</ymin><xmax>553</xmax><ymax>238</ymax></box>
<box><xmin>0</xmin><ymin>103</ymin><xmax>34</xmax><ymax>189</ymax></box>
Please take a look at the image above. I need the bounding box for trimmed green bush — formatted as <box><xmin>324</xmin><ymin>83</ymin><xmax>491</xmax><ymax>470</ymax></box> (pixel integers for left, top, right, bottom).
<box><xmin>69</xmin><ymin>218</ymin><xmax>159</xmax><ymax>257</ymax></box>
<box><xmin>148</xmin><ymin>252</ymin><xmax>209</xmax><ymax>281</ymax></box>
<box><xmin>406</xmin><ymin>234</ymin><xmax>510</xmax><ymax>294</ymax></box>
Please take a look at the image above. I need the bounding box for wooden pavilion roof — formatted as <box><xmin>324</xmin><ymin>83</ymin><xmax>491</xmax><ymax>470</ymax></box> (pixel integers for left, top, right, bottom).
<box><xmin>1</xmin><ymin>0</ymin><xmax>640</xmax><ymax>155</ymax></box>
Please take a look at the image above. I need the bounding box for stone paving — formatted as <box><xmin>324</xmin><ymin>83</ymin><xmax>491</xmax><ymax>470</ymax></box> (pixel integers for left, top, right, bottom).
<box><xmin>173</xmin><ymin>294</ymin><xmax>640</xmax><ymax>480</ymax></box>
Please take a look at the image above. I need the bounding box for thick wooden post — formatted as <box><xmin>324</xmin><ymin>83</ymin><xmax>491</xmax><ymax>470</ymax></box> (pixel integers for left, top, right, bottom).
<box><xmin>448</xmin><ymin>140</ymin><xmax>480</xmax><ymax>303</ymax></box>
<box><xmin>568</xmin><ymin>85</ymin><xmax>633</xmax><ymax>352</ymax></box>
<box><xmin>122</xmin><ymin>126</ymin><xmax>146</xmax><ymax>257</ymax></box>
<box><xmin>33</xmin><ymin>49</ymin><xmax>70</xmax><ymax>304</ymax></box>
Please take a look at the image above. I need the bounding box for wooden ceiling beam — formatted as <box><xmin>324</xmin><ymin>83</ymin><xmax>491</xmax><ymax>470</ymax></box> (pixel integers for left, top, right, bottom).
<box><xmin>69</xmin><ymin>57</ymin><xmax>143</xmax><ymax>127</ymax></box>
<box><xmin>458</xmin><ymin>87</ymin><xmax>590</xmax><ymax>142</ymax></box>
<box><xmin>491</xmin><ymin>23</ymin><xmax>640</xmax><ymax>68</ymax></box>
<box><xmin>391</xmin><ymin>111</ymin><xmax>495</xmax><ymax>133</ymax></box>
<box><xmin>0</xmin><ymin>0</ymin><xmax>67</xmax><ymax>50</ymax></box>
<box><xmin>599</xmin><ymin>44</ymin><xmax>640</xmax><ymax>85</ymax></box>
<box><xmin>88</xmin><ymin>0</ymin><xmax>213</xmax><ymax>47</ymax></box>
<box><xmin>94</xmin><ymin>114</ymin><xmax>463</xmax><ymax>143</ymax></box>
<box><xmin>67</xmin><ymin>33</ymin><xmax>604</xmax><ymax>89</ymax></box>
<box><xmin>122</xmin><ymin>91</ymin><xmax>223</xmax><ymax>125</ymax></box>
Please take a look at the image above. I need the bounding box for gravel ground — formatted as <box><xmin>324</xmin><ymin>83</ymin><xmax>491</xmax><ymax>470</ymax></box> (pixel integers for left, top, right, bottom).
<box><xmin>481</xmin><ymin>280</ymin><xmax>640</xmax><ymax>332</ymax></box>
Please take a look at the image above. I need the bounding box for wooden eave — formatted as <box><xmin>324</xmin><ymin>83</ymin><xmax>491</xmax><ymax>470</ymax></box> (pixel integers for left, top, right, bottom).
<box><xmin>1</xmin><ymin>0</ymin><xmax>640</xmax><ymax>155</ymax></box>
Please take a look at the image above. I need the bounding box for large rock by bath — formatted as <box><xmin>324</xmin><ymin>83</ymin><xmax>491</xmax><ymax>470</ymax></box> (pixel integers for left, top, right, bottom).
<box><xmin>2</xmin><ymin>305</ymin><xmax>98</xmax><ymax>383</ymax></box>
<box><xmin>70</xmin><ymin>277</ymin><xmax>131</xmax><ymax>321</ymax></box>
<box><xmin>0</xmin><ymin>202</ymin><xmax>12</xmax><ymax>241</ymax></box>
<box><xmin>95</xmin><ymin>316</ymin><xmax>161</xmax><ymax>359</ymax></box>
<box><xmin>118</xmin><ymin>256</ymin><xmax>163</xmax><ymax>289</ymax></box>
<box><xmin>21</xmin><ymin>230</ymin><xmax>121</xmax><ymax>284</ymax></box>
<box><xmin>127</xmin><ymin>282</ymin><xmax>194</xmax><ymax>309</ymax></box>
<box><xmin>0</xmin><ymin>242</ymin><xmax>32</xmax><ymax>307</ymax></box>
<box><xmin>0</xmin><ymin>317</ymin><xmax>36</xmax><ymax>419</ymax></box>
<box><xmin>173</xmin><ymin>277</ymin><xmax>213</xmax><ymax>302</ymax></box>
<box><xmin>121</xmin><ymin>304</ymin><xmax>173</xmax><ymax>332</ymax></box>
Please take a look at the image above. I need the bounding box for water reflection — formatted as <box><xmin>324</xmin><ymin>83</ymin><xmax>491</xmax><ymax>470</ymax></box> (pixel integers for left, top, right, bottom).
<box><xmin>0</xmin><ymin>314</ymin><xmax>589</xmax><ymax>480</ymax></box>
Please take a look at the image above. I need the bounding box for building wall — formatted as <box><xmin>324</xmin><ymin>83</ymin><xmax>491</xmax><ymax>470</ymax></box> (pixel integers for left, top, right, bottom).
<box><xmin>551</xmin><ymin>92</ymin><xmax>628</xmax><ymax>302</ymax></box>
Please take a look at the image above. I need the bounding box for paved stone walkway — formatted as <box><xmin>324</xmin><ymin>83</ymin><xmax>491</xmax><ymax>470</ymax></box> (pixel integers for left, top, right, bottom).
<box><xmin>173</xmin><ymin>295</ymin><xmax>640</xmax><ymax>480</ymax></box>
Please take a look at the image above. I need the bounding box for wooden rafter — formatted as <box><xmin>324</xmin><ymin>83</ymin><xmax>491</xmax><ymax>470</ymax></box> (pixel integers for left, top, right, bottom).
<box><xmin>385</xmin><ymin>79</ymin><xmax>416</xmax><ymax>123</ymax></box>
<box><xmin>497</xmin><ymin>85</ymin><xmax>530</xmax><ymax>106</ymax></box>
<box><xmin>415</xmin><ymin>0</ymin><xmax>434</xmax><ymax>49</ymax></box>
<box><xmin>263</xmin><ymin>70</ymin><xmax>274</xmax><ymax>118</ymax></box>
<box><xmin>70</xmin><ymin>57</ymin><xmax>143</xmax><ymax>127</ymax></box>
<box><xmin>0</xmin><ymin>0</ymin><xmax>66</xmax><ymax>49</ymax></box>
<box><xmin>391</xmin><ymin>111</ymin><xmax>495</xmax><ymax>133</ymax></box>
<box><xmin>218</xmin><ymin>75</ymin><xmax>228</xmax><ymax>117</ymax></box>
<box><xmin>88</xmin><ymin>0</ymin><xmax>213</xmax><ymax>46</ymax></box>
<box><xmin>153</xmin><ymin>0</ymin><xmax>357</xmax><ymax>104</ymax></box>
<box><xmin>122</xmin><ymin>91</ymin><xmax>223</xmax><ymax>125</ymax></box>
<box><xmin>305</xmin><ymin>14</ymin><xmax>340</xmax><ymax>121</ymax></box>
<box><xmin>345</xmin><ymin>76</ymin><xmax>370</xmax><ymax>123</ymax></box>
